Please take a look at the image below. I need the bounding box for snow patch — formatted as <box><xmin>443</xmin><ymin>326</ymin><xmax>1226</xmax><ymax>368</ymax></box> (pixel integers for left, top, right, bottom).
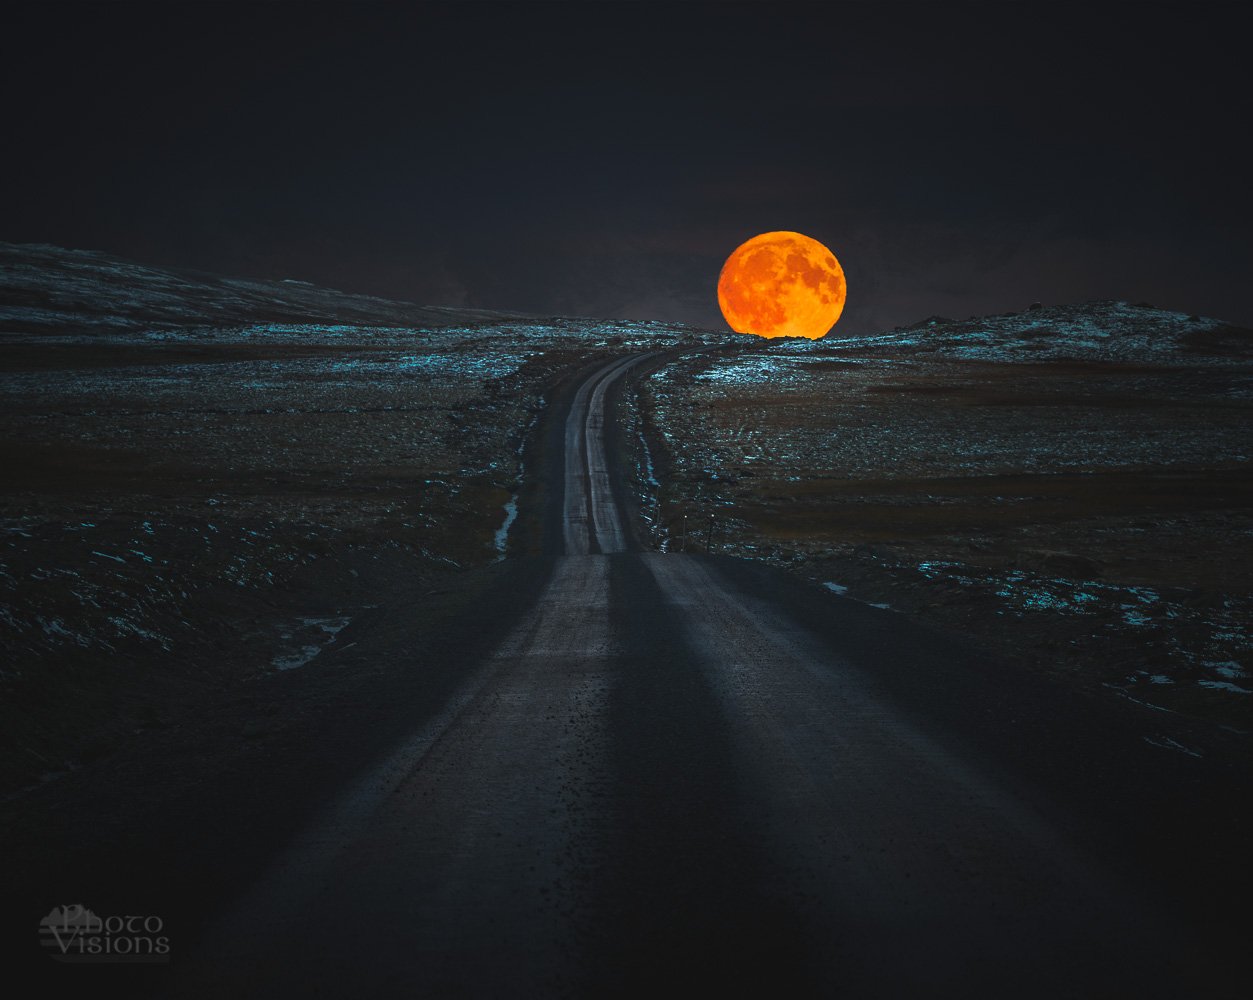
<box><xmin>1142</xmin><ymin>736</ymin><xmax>1202</xmax><ymax>758</ymax></box>
<box><xmin>494</xmin><ymin>497</ymin><xmax>518</xmax><ymax>561</ymax></box>
<box><xmin>272</xmin><ymin>616</ymin><xmax>351</xmax><ymax>671</ymax></box>
<box><xmin>1197</xmin><ymin>679</ymin><xmax>1250</xmax><ymax>695</ymax></box>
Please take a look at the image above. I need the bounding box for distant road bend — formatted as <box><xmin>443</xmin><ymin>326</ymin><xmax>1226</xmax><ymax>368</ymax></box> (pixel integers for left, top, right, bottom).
<box><xmin>187</xmin><ymin>352</ymin><xmax>1234</xmax><ymax>996</ymax></box>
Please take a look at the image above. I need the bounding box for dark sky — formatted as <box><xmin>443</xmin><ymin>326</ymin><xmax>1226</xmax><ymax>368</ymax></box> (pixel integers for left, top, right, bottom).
<box><xmin>5</xmin><ymin>2</ymin><xmax>1252</xmax><ymax>332</ymax></box>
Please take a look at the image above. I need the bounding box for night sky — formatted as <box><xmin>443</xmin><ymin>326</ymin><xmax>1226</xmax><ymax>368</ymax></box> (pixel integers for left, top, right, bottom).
<box><xmin>6</xmin><ymin>2</ymin><xmax>1251</xmax><ymax>333</ymax></box>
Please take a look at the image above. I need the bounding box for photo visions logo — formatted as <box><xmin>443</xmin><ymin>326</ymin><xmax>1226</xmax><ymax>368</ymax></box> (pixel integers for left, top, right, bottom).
<box><xmin>39</xmin><ymin>904</ymin><xmax>170</xmax><ymax>963</ymax></box>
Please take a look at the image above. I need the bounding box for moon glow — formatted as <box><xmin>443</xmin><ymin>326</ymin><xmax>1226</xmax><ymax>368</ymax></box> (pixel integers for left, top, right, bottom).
<box><xmin>717</xmin><ymin>231</ymin><xmax>846</xmax><ymax>339</ymax></box>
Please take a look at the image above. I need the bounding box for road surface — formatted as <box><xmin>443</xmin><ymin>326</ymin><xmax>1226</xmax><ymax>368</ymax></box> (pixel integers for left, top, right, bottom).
<box><xmin>177</xmin><ymin>353</ymin><xmax>1238</xmax><ymax>996</ymax></box>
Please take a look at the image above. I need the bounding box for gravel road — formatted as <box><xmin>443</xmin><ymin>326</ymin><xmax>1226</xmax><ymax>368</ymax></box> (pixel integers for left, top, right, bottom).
<box><xmin>35</xmin><ymin>352</ymin><xmax>1242</xmax><ymax>996</ymax></box>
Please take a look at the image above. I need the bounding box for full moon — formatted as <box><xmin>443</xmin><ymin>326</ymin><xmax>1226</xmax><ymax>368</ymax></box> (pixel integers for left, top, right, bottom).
<box><xmin>717</xmin><ymin>231</ymin><xmax>847</xmax><ymax>339</ymax></box>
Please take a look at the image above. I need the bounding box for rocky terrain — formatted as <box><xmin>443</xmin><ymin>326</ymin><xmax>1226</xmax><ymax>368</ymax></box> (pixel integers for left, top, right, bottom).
<box><xmin>631</xmin><ymin>302</ymin><xmax>1253</xmax><ymax>733</ymax></box>
<box><xmin>0</xmin><ymin>243</ymin><xmax>717</xmax><ymax>794</ymax></box>
<box><xmin>3</xmin><ymin>243</ymin><xmax>1249</xmax><ymax>799</ymax></box>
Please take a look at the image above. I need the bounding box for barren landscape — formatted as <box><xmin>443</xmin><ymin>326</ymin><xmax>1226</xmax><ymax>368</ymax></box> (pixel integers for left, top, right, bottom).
<box><xmin>3</xmin><ymin>246</ymin><xmax>1251</xmax><ymax>796</ymax></box>
<box><xmin>0</xmin><ymin>243</ymin><xmax>715</xmax><ymax>792</ymax></box>
<box><xmin>8</xmin><ymin>3</ymin><xmax>1252</xmax><ymax>991</ymax></box>
<box><xmin>2</xmin><ymin>245</ymin><xmax>1251</xmax><ymax>994</ymax></box>
<box><xmin>633</xmin><ymin>304</ymin><xmax>1253</xmax><ymax>731</ymax></box>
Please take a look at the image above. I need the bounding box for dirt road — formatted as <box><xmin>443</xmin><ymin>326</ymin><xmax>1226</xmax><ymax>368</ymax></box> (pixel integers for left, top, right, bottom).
<box><xmin>107</xmin><ymin>353</ymin><xmax>1245</xmax><ymax>994</ymax></box>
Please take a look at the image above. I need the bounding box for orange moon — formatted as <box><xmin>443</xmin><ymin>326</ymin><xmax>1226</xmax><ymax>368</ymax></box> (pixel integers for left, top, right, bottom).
<box><xmin>717</xmin><ymin>231</ymin><xmax>846</xmax><ymax>339</ymax></box>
